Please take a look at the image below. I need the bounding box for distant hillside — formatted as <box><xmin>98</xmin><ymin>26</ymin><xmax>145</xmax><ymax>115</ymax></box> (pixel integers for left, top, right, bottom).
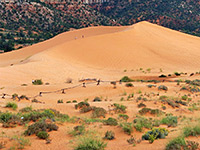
<box><xmin>0</xmin><ymin>1</ymin><xmax>118</xmax><ymax>52</ymax></box>
<box><xmin>91</xmin><ymin>0</ymin><xmax>200</xmax><ymax>36</ymax></box>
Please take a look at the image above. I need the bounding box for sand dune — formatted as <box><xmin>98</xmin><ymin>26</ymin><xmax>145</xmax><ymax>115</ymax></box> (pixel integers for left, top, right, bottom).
<box><xmin>1</xmin><ymin>21</ymin><xmax>200</xmax><ymax>84</ymax></box>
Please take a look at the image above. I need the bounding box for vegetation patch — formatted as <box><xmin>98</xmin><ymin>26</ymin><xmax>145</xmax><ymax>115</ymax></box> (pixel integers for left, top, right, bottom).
<box><xmin>104</xmin><ymin>131</ymin><xmax>115</xmax><ymax>140</ymax></box>
<box><xmin>142</xmin><ymin>128</ymin><xmax>169</xmax><ymax>143</ymax></box>
<box><xmin>5</xmin><ymin>102</ymin><xmax>18</xmax><ymax>110</ymax></box>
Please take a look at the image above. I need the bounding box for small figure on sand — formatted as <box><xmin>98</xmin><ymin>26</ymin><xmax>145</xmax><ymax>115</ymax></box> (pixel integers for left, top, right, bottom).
<box><xmin>97</xmin><ymin>79</ymin><xmax>101</xmax><ymax>85</ymax></box>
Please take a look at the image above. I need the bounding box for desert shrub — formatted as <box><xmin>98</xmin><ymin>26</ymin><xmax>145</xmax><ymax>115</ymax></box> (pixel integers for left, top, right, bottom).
<box><xmin>159</xmin><ymin>95</ymin><xmax>168</xmax><ymax>100</ymax></box>
<box><xmin>127</xmin><ymin>136</ymin><xmax>136</xmax><ymax>145</ymax></box>
<box><xmin>66</xmin><ymin>101</ymin><xmax>71</xmax><ymax>103</ymax></box>
<box><xmin>142</xmin><ymin>128</ymin><xmax>169</xmax><ymax>143</ymax></box>
<box><xmin>139</xmin><ymin>108</ymin><xmax>164</xmax><ymax>116</ymax></box>
<box><xmin>5</xmin><ymin>102</ymin><xmax>18</xmax><ymax>110</ymax></box>
<box><xmin>11</xmin><ymin>136</ymin><xmax>31</xmax><ymax>149</ymax></box>
<box><xmin>159</xmin><ymin>74</ymin><xmax>167</xmax><ymax>78</ymax></box>
<box><xmin>161</xmin><ymin>99</ymin><xmax>180</xmax><ymax>108</ymax></box>
<box><xmin>120</xmin><ymin>76</ymin><xmax>133</xmax><ymax>82</ymax></box>
<box><xmin>161</xmin><ymin>115</ymin><xmax>178</xmax><ymax>127</ymax></box>
<box><xmin>125</xmin><ymin>83</ymin><xmax>134</xmax><ymax>87</ymax></box>
<box><xmin>158</xmin><ymin>85</ymin><xmax>168</xmax><ymax>91</ymax></box>
<box><xmin>20</xmin><ymin>106</ymin><xmax>32</xmax><ymax>113</ymax></box>
<box><xmin>133</xmin><ymin>117</ymin><xmax>153</xmax><ymax>132</ymax></box>
<box><xmin>120</xmin><ymin>122</ymin><xmax>133</xmax><ymax>135</ymax></box>
<box><xmin>70</xmin><ymin>125</ymin><xmax>85</xmax><ymax>136</ymax></box>
<box><xmin>166</xmin><ymin>137</ymin><xmax>186</xmax><ymax>150</ymax></box>
<box><xmin>104</xmin><ymin>117</ymin><xmax>118</xmax><ymax>126</ymax></box>
<box><xmin>74</xmin><ymin>136</ymin><xmax>107</xmax><ymax>150</ymax></box>
<box><xmin>37</xmin><ymin>131</ymin><xmax>49</xmax><ymax>139</ymax></box>
<box><xmin>183</xmin><ymin>125</ymin><xmax>200</xmax><ymax>137</ymax></box>
<box><xmin>80</xmin><ymin>106</ymin><xmax>93</xmax><ymax>113</ymax></box>
<box><xmin>181</xmin><ymin>95</ymin><xmax>188</xmax><ymax>100</ymax></box>
<box><xmin>93</xmin><ymin>97</ymin><xmax>102</xmax><ymax>102</ymax></box>
<box><xmin>137</xmin><ymin>103</ymin><xmax>146</xmax><ymax>108</ymax></box>
<box><xmin>147</xmin><ymin>84</ymin><xmax>156</xmax><ymax>88</ymax></box>
<box><xmin>175</xmin><ymin>100</ymin><xmax>187</xmax><ymax>106</ymax></box>
<box><xmin>104</xmin><ymin>131</ymin><xmax>115</xmax><ymax>140</ymax></box>
<box><xmin>57</xmin><ymin>99</ymin><xmax>63</xmax><ymax>103</ymax></box>
<box><xmin>162</xmin><ymin>106</ymin><xmax>166</xmax><ymax>110</ymax></box>
<box><xmin>32</xmin><ymin>79</ymin><xmax>43</xmax><ymax>85</ymax></box>
<box><xmin>92</xmin><ymin>107</ymin><xmax>107</xmax><ymax>118</ymax></box>
<box><xmin>75</xmin><ymin>101</ymin><xmax>90</xmax><ymax>109</ymax></box>
<box><xmin>113</xmin><ymin>103</ymin><xmax>127</xmax><ymax>113</ymax></box>
<box><xmin>118</xmin><ymin>114</ymin><xmax>129</xmax><ymax>121</ymax></box>
<box><xmin>12</xmin><ymin>93</ymin><xmax>18</xmax><ymax>99</ymax></box>
<box><xmin>174</xmin><ymin>72</ymin><xmax>181</xmax><ymax>76</ymax></box>
<box><xmin>72</xmin><ymin>100</ymin><xmax>77</xmax><ymax>103</ymax></box>
<box><xmin>24</xmin><ymin>121</ymin><xmax>58</xmax><ymax>136</ymax></box>
<box><xmin>0</xmin><ymin>112</ymin><xmax>12</xmax><ymax>123</ymax></box>
<box><xmin>31</xmin><ymin>99</ymin><xmax>40</xmax><ymax>103</ymax></box>
<box><xmin>19</xmin><ymin>95</ymin><xmax>29</xmax><ymax>100</ymax></box>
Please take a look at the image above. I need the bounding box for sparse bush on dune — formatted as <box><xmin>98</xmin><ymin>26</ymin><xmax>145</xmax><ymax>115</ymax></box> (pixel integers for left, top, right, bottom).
<box><xmin>139</xmin><ymin>108</ymin><xmax>164</xmax><ymax>116</ymax></box>
<box><xmin>37</xmin><ymin>131</ymin><xmax>49</xmax><ymax>139</ymax></box>
<box><xmin>113</xmin><ymin>103</ymin><xmax>127</xmax><ymax>113</ymax></box>
<box><xmin>32</xmin><ymin>79</ymin><xmax>43</xmax><ymax>85</ymax></box>
<box><xmin>57</xmin><ymin>99</ymin><xmax>63</xmax><ymax>103</ymax></box>
<box><xmin>75</xmin><ymin>101</ymin><xmax>90</xmax><ymax>109</ymax></box>
<box><xmin>93</xmin><ymin>97</ymin><xmax>102</xmax><ymax>102</ymax></box>
<box><xmin>104</xmin><ymin>117</ymin><xmax>118</xmax><ymax>126</ymax></box>
<box><xmin>70</xmin><ymin>125</ymin><xmax>85</xmax><ymax>136</ymax></box>
<box><xmin>120</xmin><ymin>122</ymin><xmax>133</xmax><ymax>135</ymax></box>
<box><xmin>125</xmin><ymin>83</ymin><xmax>134</xmax><ymax>87</ymax></box>
<box><xmin>24</xmin><ymin>121</ymin><xmax>58</xmax><ymax>136</ymax></box>
<box><xmin>166</xmin><ymin>137</ymin><xmax>199</xmax><ymax>150</ymax></box>
<box><xmin>158</xmin><ymin>85</ymin><xmax>168</xmax><ymax>91</ymax></box>
<box><xmin>120</xmin><ymin>76</ymin><xmax>133</xmax><ymax>82</ymax></box>
<box><xmin>74</xmin><ymin>135</ymin><xmax>107</xmax><ymax>150</ymax></box>
<box><xmin>183</xmin><ymin>125</ymin><xmax>200</xmax><ymax>137</ymax></box>
<box><xmin>118</xmin><ymin>114</ymin><xmax>129</xmax><ymax>121</ymax></box>
<box><xmin>5</xmin><ymin>102</ymin><xmax>18</xmax><ymax>110</ymax></box>
<box><xmin>92</xmin><ymin>107</ymin><xmax>107</xmax><ymax>118</ymax></box>
<box><xmin>80</xmin><ymin>106</ymin><xmax>93</xmax><ymax>113</ymax></box>
<box><xmin>104</xmin><ymin>131</ymin><xmax>115</xmax><ymax>140</ymax></box>
<box><xmin>142</xmin><ymin>128</ymin><xmax>169</xmax><ymax>143</ymax></box>
<box><xmin>161</xmin><ymin>115</ymin><xmax>178</xmax><ymax>127</ymax></box>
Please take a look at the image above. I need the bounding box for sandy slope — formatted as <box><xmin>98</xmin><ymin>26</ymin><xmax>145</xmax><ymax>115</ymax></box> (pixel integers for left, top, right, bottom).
<box><xmin>1</xmin><ymin>21</ymin><xmax>200</xmax><ymax>84</ymax></box>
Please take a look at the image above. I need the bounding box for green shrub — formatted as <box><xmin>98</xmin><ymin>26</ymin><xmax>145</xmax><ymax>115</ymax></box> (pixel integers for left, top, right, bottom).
<box><xmin>161</xmin><ymin>115</ymin><xmax>178</xmax><ymax>127</ymax></box>
<box><xmin>127</xmin><ymin>136</ymin><xmax>136</xmax><ymax>145</ymax></box>
<box><xmin>137</xmin><ymin>103</ymin><xmax>146</xmax><ymax>108</ymax></box>
<box><xmin>120</xmin><ymin>76</ymin><xmax>133</xmax><ymax>82</ymax></box>
<box><xmin>70</xmin><ymin>125</ymin><xmax>85</xmax><ymax>136</ymax></box>
<box><xmin>92</xmin><ymin>107</ymin><xmax>107</xmax><ymax>118</ymax></box>
<box><xmin>125</xmin><ymin>83</ymin><xmax>134</xmax><ymax>87</ymax></box>
<box><xmin>104</xmin><ymin>131</ymin><xmax>115</xmax><ymax>140</ymax></box>
<box><xmin>32</xmin><ymin>79</ymin><xmax>43</xmax><ymax>85</ymax></box>
<box><xmin>80</xmin><ymin>106</ymin><xmax>93</xmax><ymax>113</ymax></box>
<box><xmin>20</xmin><ymin>106</ymin><xmax>33</xmax><ymax>113</ymax></box>
<box><xmin>24</xmin><ymin>121</ymin><xmax>58</xmax><ymax>136</ymax></box>
<box><xmin>72</xmin><ymin>100</ymin><xmax>77</xmax><ymax>103</ymax></box>
<box><xmin>57</xmin><ymin>99</ymin><xmax>63</xmax><ymax>103</ymax></box>
<box><xmin>5</xmin><ymin>102</ymin><xmax>18</xmax><ymax>110</ymax></box>
<box><xmin>74</xmin><ymin>136</ymin><xmax>107</xmax><ymax>150</ymax></box>
<box><xmin>0</xmin><ymin>112</ymin><xmax>12</xmax><ymax>123</ymax></box>
<box><xmin>66</xmin><ymin>101</ymin><xmax>71</xmax><ymax>103</ymax></box>
<box><xmin>158</xmin><ymin>85</ymin><xmax>168</xmax><ymax>91</ymax></box>
<box><xmin>133</xmin><ymin>117</ymin><xmax>152</xmax><ymax>132</ymax></box>
<box><xmin>183</xmin><ymin>125</ymin><xmax>200</xmax><ymax>137</ymax></box>
<box><xmin>93</xmin><ymin>97</ymin><xmax>102</xmax><ymax>102</ymax></box>
<box><xmin>166</xmin><ymin>137</ymin><xmax>186</xmax><ymax>150</ymax></box>
<box><xmin>139</xmin><ymin>108</ymin><xmax>164</xmax><ymax>116</ymax></box>
<box><xmin>142</xmin><ymin>128</ymin><xmax>169</xmax><ymax>143</ymax></box>
<box><xmin>113</xmin><ymin>103</ymin><xmax>127</xmax><ymax>113</ymax></box>
<box><xmin>37</xmin><ymin>131</ymin><xmax>49</xmax><ymax>139</ymax></box>
<box><xmin>181</xmin><ymin>95</ymin><xmax>188</xmax><ymax>100</ymax></box>
<box><xmin>120</xmin><ymin>122</ymin><xmax>133</xmax><ymax>135</ymax></box>
<box><xmin>75</xmin><ymin>101</ymin><xmax>90</xmax><ymax>109</ymax></box>
<box><xmin>104</xmin><ymin>117</ymin><xmax>118</xmax><ymax>126</ymax></box>
<box><xmin>118</xmin><ymin>114</ymin><xmax>129</xmax><ymax>121</ymax></box>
